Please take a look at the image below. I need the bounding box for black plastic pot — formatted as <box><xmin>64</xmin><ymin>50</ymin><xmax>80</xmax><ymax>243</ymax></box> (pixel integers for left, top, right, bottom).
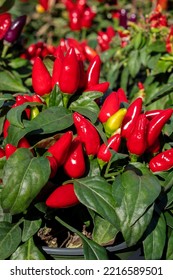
<box><xmin>42</xmin><ymin>242</ymin><xmax>144</xmax><ymax>260</ymax></box>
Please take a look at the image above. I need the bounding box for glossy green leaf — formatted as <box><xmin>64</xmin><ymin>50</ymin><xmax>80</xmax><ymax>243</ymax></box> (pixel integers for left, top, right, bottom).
<box><xmin>0</xmin><ymin>93</ymin><xmax>14</xmax><ymax>108</ymax></box>
<box><xmin>74</xmin><ymin>176</ymin><xmax>119</xmax><ymax>228</ymax></box>
<box><xmin>1</xmin><ymin>148</ymin><xmax>50</xmax><ymax>214</ymax></box>
<box><xmin>113</xmin><ymin>171</ymin><xmax>161</xmax><ymax>226</ymax></box>
<box><xmin>55</xmin><ymin>215</ymin><xmax>108</xmax><ymax>260</ymax></box>
<box><xmin>10</xmin><ymin>237</ymin><xmax>46</xmax><ymax>260</ymax></box>
<box><xmin>166</xmin><ymin>229</ymin><xmax>173</xmax><ymax>260</ymax></box>
<box><xmin>22</xmin><ymin>218</ymin><xmax>42</xmax><ymax>242</ymax></box>
<box><xmin>6</xmin><ymin>106</ymin><xmax>73</xmax><ymax>146</ymax></box>
<box><xmin>122</xmin><ymin>204</ymin><xmax>154</xmax><ymax>246</ymax></box>
<box><xmin>0</xmin><ymin>221</ymin><xmax>22</xmax><ymax>260</ymax></box>
<box><xmin>24</xmin><ymin>106</ymin><xmax>73</xmax><ymax>134</ymax></box>
<box><xmin>0</xmin><ymin>70</ymin><xmax>28</xmax><ymax>93</ymax></box>
<box><xmin>92</xmin><ymin>215</ymin><xmax>119</xmax><ymax>246</ymax></box>
<box><xmin>143</xmin><ymin>213</ymin><xmax>166</xmax><ymax>260</ymax></box>
<box><xmin>69</xmin><ymin>91</ymin><xmax>101</xmax><ymax>123</ymax></box>
<box><xmin>49</xmin><ymin>85</ymin><xmax>63</xmax><ymax>107</ymax></box>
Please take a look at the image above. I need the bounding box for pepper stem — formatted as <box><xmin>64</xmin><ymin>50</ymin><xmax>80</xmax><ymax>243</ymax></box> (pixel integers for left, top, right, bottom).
<box><xmin>62</xmin><ymin>93</ymin><xmax>70</xmax><ymax>108</ymax></box>
<box><xmin>1</xmin><ymin>43</ymin><xmax>10</xmax><ymax>58</ymax></box>
<box><xmin>130</xmin><ymin>153</ymin><xmax>139</xmax><ymax>162</ymax></box>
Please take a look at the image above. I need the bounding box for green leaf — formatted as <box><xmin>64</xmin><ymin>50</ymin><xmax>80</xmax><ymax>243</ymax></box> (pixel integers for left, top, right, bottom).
<box><xmin>163</xmin><ymin>171</ymin><xmax>173</xmax><ymax>191</ymax></box>
<box><xmin>0</xmin><ymin>93</ymin><xmax>14</xmax><ymax>108</ymax></box>
<box><xmin>69</xmin><ymin>91</ymin><xmax>101</xmax><ymax>123</ymax></box>
<box><xmin>120</xmin><ymin>66</ymin><xmax>129</xmax><ymax>91</ymax></box>
<box><xmin>55</xmin><ymin>215</ymin><xmax>108</xmax><ymax>260</ymax></box>
<box><xmin>0</xmin><ymin>221</ymin><xmax>22</xmax><ymax>260</ymax></box>
<box><xmin>113</xmin><ymin>171</ymin><xmax>161</xmax><ymax>226</ymax></box>
<box><xmin>22</xmin><ymin>219</ymin><xmax>42</xmax><ymax>242</ymax></box>
<box><xmin>49</xmin><ymin>86</ymin><xmax>63</xmax><ymax>107</ymax></box>
<box><xmin>147</xmin><ymin>41</ymin><xmax>166</xmax><ymax>53</ymax></box>
<box><xmin>10</xmin><ymin>237</ymin><xmax>46</xmax><ymax>260</ymax></box>
<box><xmin>74</xmin><ymin>176</ymin><xmax>119</xmax><ymax>228</ymax></box>
<box><xmin>166</xmin><ymin>229</ymin><xmax>173</xmax><ymax>259</ymax></box>
<box><xmin>6</xmin><ymin>106</ymin><xmax>73</xmax><ymax>146</ymax></box>
<box><xmin>92</xmin><ymin>215</ymin><xmax>119</xmax><ymax>246</ymax></box>
<box><xmin>7</xmin><ymin>102</ymin><xmax>43</xmax><ymax>128</ymax></box>
<box><xmin>25</xmin><ymin>106</ymin><xmax>73</xmax><ymax>135</ymax></box>
<box><xmin>0</xmin><ymin>192</ymin><xmax>12</xmax><ymax>223</ymax></box>
<box><xmin>145</xmin><ymin>83</ymin><xmax>173</xmax><ymax>106</ymax></box>
<box><xmin>128</xmin><ymin>50</ymin><xmax>141</xmax><ymax>78</ymax></box>
<box><xmin>0</xmin><ymin>0</ymin><xmax>15</xmax><ymax>12</ymax></box>
<box><xmin>143</xmin><ymin>213</ymin><xmax>166</xmax><ymax>260</ymax></box>
<box><xmin>1</xmin><ymin>148</ymin><xmax>50</xmax><ymax>214</ymax></box>
<box><xmin>0</xmin><ymin>70</ymin><xmax>28</xmax><ymax>93</ymax></box>
<box><xmin>154</xmin><ymin>60</ymin><xmax>173</xmax><ymax>74</ymax></box>
<box><xmin>122</xmin><ymin>204</ymin><xmax>154</xmax><ymax>246</ymax></box>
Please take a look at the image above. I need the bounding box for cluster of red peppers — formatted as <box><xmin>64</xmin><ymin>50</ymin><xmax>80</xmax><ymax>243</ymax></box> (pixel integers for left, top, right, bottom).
<box><xmin>32</xmin><ymin>46</ymin><xmax>109</xmax><ymax>101</ymax></box>
<box><xmin>98</xmin><ymin>89</ymin><xmax>173</xmax><ymax>171</ymax></box>
<box><xmin>65</xmin><ymin>0</ymin><xmax>96</xmax><ymax>31</ymax></box>
<box><xmin>20</xmin><ymin>41</ymin><xmax>56</xmax><ymax>64</ymax></box>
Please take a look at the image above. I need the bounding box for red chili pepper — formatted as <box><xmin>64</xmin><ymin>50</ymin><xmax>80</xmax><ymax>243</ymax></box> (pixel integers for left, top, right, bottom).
<box><xmin>82</xmin><ymin>44</ymin><xmax>97</xmax><ymax>61</ymax></box>
<box><xmin>97</xmin><ymin>31</ymin><xmax>110</xmax><ymax>51</ymax></box>
<box><xmin>97</xmin><ymin>130</ymin><xmax>121</xmax><ymax>163</ymax></box>
<box><xmin>145</xmin><ymin>109</ymin><xmax>163</xmax><ymax>120</ymax></box>
<box><xmin>117</xmin><ymin>88</ymin><xmax>128</xmax><ymax>103</ymax></box>
<box><xmin>32</xmin><ymin>57</ymin><xmax>52</xmax><ymax>96</ymax></box>
<box><xmin>39</xmin><ymin>0</ymin><xmax>49</xmax><ymax>11</ymax></box>
<box><xmin>59</xmin><ymin>47</ymin><xmax>80</xmax><ymax>94</ymax></box>
<box><xmin>3</xmin><ymin>119</ymin><xmax>10</xmax><ymax>138</ymax></box>
<box><xmin>149</xmin><ymin>148</ymin><xmax>173</xmax><ymax>172</ymax></box>
<box><xmin>73</xmin><ymin>112</ymin><xmax>100</xmax><ymax>156</ymax></box>
<box><xmin>69</xmin><ymin>9</ymin><xmax>81</xmax><ymax>31</ymax></box>
<box><xmin>0</xmin><ymin>148</ymin><xmax>5</xmax><ymax>158</ymax></box>
<box><xmin>46</xmin><ymin>155</ymin><xmax>59</xmax><ymax>178</ymax></box>
<box><xmin>121</xmin><ymin>97</ymin><xmax>143</xmax><ymax>139</ymax></box>
<box><xmin>63</xmin><ymin>138</ymin><xmax>86</xmax><ymax>178</ymax></box>
<box><xmin>81</xmin><ymin>6</ymin><xmax>95</xmax><ymax>28</ymax></box>
<box><xmin>5</xmin><ymin>143</ymin><xmax>17</xmax><ymax>159</ymax></box>
<box><xmin>86</xmin><ymin>55</ymin><xmax>101</xmax><ymax>88</ymax></box>
<box><xmin>85</xmin><ymin>82</ymin><xmax>109</xmax><ymax>93</ymax></box>
<box><xmin>147</xmin><ymin>108</ymin><xmax>173</xmax><ymax>147</ymax></box>
<box><xmin>0</xmin><ymin>13</ymin><xmax>11</xmax><ymax>40</ymax></box>
<box><xmin>52</xmin><ymin>46</ymin><xmax>64</xmax><ymax>88</ymax></box>
<box><xmin>76</xmin><ymin>54</ymin><xmax>86</xmax><ymax>89</ymax></box>
<box><xmin>98</xmin><ymin>91</ymin><xmax>120</xmax><ymax>123</ymax></box>
<box><xmin>146</xmin><ymin>138</ymin><xmax>160</xmax><ymax>154</ymax></box>
<box><xmin>46</xmin><ymin>183</ymin><xmax>79</xmax><ymax>208</ymax></box>
<box><xmin>47</xmin><ymin>131</ymin><xmax>73</xmax><ymax>166</ymax></box>
<box><xmin>126</xmin><ymin>114</ymin><xmax>148</xmax><ymax>156</ymax></box>
<box><xmin>18</xmin><ymin>137</ymin><xmax>31</xmax><ymax>149</ymax></box>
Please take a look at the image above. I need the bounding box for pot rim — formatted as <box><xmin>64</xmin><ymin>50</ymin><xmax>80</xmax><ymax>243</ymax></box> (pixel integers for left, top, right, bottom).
<box><xmin>42</xmin><ymin>241</ymin><xmax>127</xmax><ymax>256</ymax></box>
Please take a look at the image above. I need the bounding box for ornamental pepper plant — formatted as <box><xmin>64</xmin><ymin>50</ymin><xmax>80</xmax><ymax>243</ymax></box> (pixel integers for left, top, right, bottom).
<box><xmin>0</xmin><ymin>0</ymin><xmax>173</xmax><ymax>261</ymax></box>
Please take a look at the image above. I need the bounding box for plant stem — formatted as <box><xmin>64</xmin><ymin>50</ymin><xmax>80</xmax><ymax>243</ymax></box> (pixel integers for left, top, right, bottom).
<box><xmin>1</xmin><ymin>43</ymin><xmax>10</xmax><ymax>58</ymax></box>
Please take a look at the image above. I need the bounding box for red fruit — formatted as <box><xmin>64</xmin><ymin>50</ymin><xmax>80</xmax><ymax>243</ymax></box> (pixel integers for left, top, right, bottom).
<box><xmin>0</xmin><ymin>13</ymin><xmax>11</xmax><ymax>40</ymax></box>
<box><xmin>46</xmin><ymin>183</ymin><xmax>79</xmax><ymax>208</ymax></box>
<box><xmin>63</xmin><ymin>138</ymin><xmax>86</xmax><ymax>178</ymax></box>
<box><xmin>73</xmin><ymin>112</ymin><xmax>100</xmax><ymax>156</ymax></box>
<box><xmin>32</xmin><ymin>57</ymin><xmax>52</xmax><ymax>96</ymax></box>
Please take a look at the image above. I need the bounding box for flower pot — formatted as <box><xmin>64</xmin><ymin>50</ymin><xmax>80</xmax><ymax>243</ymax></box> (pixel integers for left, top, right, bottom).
<box><xmin>42</xmin><ymin>242</ymin><xmax>145</xmax><ymax>260</ymax></box>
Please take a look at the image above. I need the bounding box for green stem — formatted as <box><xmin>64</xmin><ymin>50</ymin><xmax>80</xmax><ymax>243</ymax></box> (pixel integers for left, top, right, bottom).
<box><xmin>62</xmin><ymin>93</ymin><xmax>70</xmax><ymax>108</ymax></box>
<box><xmin>1</xmin><ymin>43</ymin><xmax>10</xmax><ymax>58</ymax></box>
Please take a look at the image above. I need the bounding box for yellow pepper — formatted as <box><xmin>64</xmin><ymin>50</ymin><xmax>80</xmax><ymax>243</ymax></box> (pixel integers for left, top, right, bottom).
<box><xmin>104</xmin><ymin>108</ymin><xmax>127</xmax><ymax>137</ymax></box>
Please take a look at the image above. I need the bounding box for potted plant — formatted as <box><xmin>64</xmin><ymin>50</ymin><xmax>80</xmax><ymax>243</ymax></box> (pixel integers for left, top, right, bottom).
<box><xmin>0</xmin><ymin>0</ymin><xmax>173</xmax><ymax>260</ymax></box>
